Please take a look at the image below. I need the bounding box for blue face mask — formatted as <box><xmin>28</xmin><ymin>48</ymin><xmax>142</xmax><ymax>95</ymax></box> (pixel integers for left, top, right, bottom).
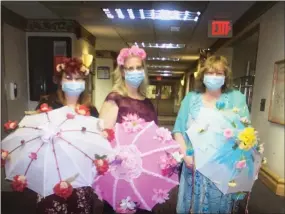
<box><xmin>203</xmin><ymin>75</ymin><xmax>225</xmax><ymax>91</ymax></box>
<box><xmin>62</xmin><ymin>81</ymin><xmax>85</xmax><ymax>97</ymax></box>
<box><xmin>124</xmin><ymin>70</ymin><xmax>145</xmax><ymax>88</ymax></box>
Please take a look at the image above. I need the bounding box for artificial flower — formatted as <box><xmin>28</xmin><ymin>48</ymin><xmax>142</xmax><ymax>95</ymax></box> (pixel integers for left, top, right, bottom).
<box><xmin>53</xmin><ymin>181</ymin><xmax>73</xmax><ymax>199</ymax></box>
<box><xmin>236</xmin><ymin>159</ymin><xmax>247</xmax><ymax>169</ymax></box>
<box><xmin>152</xmin><ymin>189</ymin><xmax>169</xmax><ymax>204</ymax></box>
<box><xmin>216</xmin><ymin>101</ymin><xmax>225</xmax><ymax>110</ymax></box>
<box><xmin>117</xmin><ymin>46</ymin><xmax>147</xmax><ymax>66</ymax></box>
<box><xmin>56</xmin><ymin>63</ymin><xmax>65</xmax><ymax>72</ymax></box>
<box><xmin>66</xmin><ymin>113</ymin><xmax>75</xmax><ymax>119</ymax></box>
<box><xmin>102</xmin><ymin>129</ymin><xmax>115</xmax><ymax>143</ymax></box>
<box><xmin>228</xmin><ymin>180</ymin><xmax>237</xmax><ymax>187</ymax></box>
<box><xmin>232</xmin><ymin>107</ymin><xmax>240</xmax><ymax>113</ymax></box>
<box><xmin>238</xmin><ymin>127</ymin><xmax>257</xmax><ymax>150</ymax></box>
<box><xmin>4</xmin><ymin>120</ymin><xmax>18</xmax><ymax>131</ymax></box>
<box><xmin>75</xmin><ymin>105</ymin><xmax>90</xmax><ymax>116</ymax></box>
<box><xmin>39</xmin><ymin>103</ymin><xmax>52</xmax><ymax>112</ymax></box>
<box><xmin>1</xmin><ymin>149</ymin><xmax>9</xmax><ymax>167</ymax></box>
<box><xmin>122</xmin><ymin>114</ymin><xmax>145</xmax><ymax>133</ymax></box>
<box><xmin>11</xmin><ymin>175</ymin><xmax>27</xmax><ymax>192</ymax></box>
<box><xmin>240</xmin><ymin>117</ymin><xmax>251</xmax><ymax>126</ymax></box>
<box><xmin>94</xmin><ymin>158</ymin><xmax>109</xmax><ymax>175</ymax></box>
<box><xmin>29</xmin><ymin>152</ymin><xmax>38</xmax><ymax>160</ymax></box>
<box><xmin>116</xmin><ymin>197</ymin><xmax>137</xmax><ymax>213</ymax></box>
<box><xmin>257</xmin><ymin>143</ymin><xmax>264</xmax><ymax>154</ymax></box>
<box><xmin>154</xmin><ymin>127</ymin><xmax>172</xmax><ymax>143</ymax></box>
<box><xmin>171</xmin><ymin>151</ymin><xmax>184</xmax><ymax>163</ymax></box>
<box><xmin>223</xmin><ymin>128</ymin><xmax>234</xmax><ymax>139</ymax></box>
<box><xmin>262</xmin><ymin>157</ymin><xmax>267</xmax><ymax>164</ymax></box>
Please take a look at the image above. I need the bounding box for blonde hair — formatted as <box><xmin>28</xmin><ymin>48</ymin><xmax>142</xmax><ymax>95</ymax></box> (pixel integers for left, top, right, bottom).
<box><xmin>112</xmin><ymin>60</ymin><xmax>149</xmax><ymax>97</ymax></box>
<box><xmin>195</xmin><ymin>55</ymin><xmax>233</xmax><ymax>93</ymax></box>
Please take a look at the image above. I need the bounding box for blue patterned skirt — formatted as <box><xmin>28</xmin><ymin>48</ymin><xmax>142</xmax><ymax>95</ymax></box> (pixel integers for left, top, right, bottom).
<box><xmin>177</xmin><ymin>163</ymin><xmax>244</xmax><ymax>214</ymax></box>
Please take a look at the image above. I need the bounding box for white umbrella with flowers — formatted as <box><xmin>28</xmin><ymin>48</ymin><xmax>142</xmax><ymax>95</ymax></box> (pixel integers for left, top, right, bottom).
<box><xmin>1</xmin><ymin>104</ymin><xmax>114</xmax><ymax>199</ymax></box>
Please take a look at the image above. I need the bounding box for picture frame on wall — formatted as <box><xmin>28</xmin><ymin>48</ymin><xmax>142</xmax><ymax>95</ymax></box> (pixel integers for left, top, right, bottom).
<box><xmin>268</xmin><ymin>59</ymin><xmax>285</xmax><ymax>125</ymax></box>
<box><xmin>97</xmin><ymin>66</ymin><xmax>110</xmax><ymax>79</ymax></box>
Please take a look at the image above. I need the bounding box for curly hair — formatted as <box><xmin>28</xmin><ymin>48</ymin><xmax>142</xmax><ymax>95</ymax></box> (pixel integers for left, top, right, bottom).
<box><xmin>195</xmin><ymin>55</ymin><xmax>233</xmax><ymax>93</ymax></box>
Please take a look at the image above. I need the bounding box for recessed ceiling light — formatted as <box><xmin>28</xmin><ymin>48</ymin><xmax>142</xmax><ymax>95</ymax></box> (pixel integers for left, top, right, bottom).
<box><xmin>147</xmin><ymin>57</ymin><xmax>180</xmax><ymax>62</ymax></box>
<box><xmin>131</xmin><ymin>42</ymin><xmax>185</xmax><ymax>49</ymax></box>
<box><xmin>102</xmin><ymin>8</ymin><xmax>201</xmax><ymax>21</ymax></box>
<box><xmin>170</xmin><ymin>26</ymin><xmax>180</xmax><ymax>32</ymax></box>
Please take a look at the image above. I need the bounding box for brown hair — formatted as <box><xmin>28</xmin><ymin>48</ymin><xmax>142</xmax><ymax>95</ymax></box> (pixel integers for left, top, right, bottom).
<box><xmin>54</xmin><ymin>57</ymin><xmax>91</xmax><ymax>106</ymax></box>
<box><xmin>194</xmin><ymin>55</ymin><xmax>233</xmax><ymax>93</ymax></box>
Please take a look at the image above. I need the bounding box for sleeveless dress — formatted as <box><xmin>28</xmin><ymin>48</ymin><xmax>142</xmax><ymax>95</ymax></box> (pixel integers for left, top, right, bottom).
<box><xmin>103</xmin><ymin>92</ymin><xmax>158</xmax><ymax>214</ymax></box>
<box><xmin>35</xmin><ymin>96</ymin><xmax>99</xmax><ymax>214</ymax></box>
<box><xmin>173</xmin><ymin>90</ymin><xmax>250</xmax><ymax>214</ymax></box>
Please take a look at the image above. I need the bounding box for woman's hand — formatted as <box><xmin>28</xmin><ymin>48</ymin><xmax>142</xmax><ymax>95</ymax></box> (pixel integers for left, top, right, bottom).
<box><xmin>183</xmin><ymin>156</ymin><xmax>195</xmax><ymax>169</ymax></box>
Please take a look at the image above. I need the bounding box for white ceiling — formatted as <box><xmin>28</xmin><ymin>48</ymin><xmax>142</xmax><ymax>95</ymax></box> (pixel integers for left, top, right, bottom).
<box><xmin>2</xmin><ymin>1</ymin><xmax>255</xmax><ymax>76</ymax></box>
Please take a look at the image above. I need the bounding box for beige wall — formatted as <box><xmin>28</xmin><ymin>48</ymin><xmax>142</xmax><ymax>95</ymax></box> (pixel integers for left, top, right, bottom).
<box><xmin>94</xmin><ymin>58</ymin><xmax>114</xmax><ymax>111</ymax></box>
<box><xmin>2</xmin><ymin>23</ymin><xmax>27</xmax><ymax>191</ymax></box>
<box><xmin>251</xmin><ymin>2</ymin><xmax>285</xmax><ymax>178</ymax></box>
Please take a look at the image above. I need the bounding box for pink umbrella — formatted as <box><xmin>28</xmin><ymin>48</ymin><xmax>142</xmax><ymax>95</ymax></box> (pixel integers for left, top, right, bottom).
<box><xmin>92</xmin><ymin>114</ymin><xmax>181</xmax><ymax>213</ymax></box>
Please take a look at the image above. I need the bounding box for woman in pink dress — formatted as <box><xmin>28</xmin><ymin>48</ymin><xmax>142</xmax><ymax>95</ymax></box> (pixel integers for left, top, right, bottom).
<box><xmin>99</xmin><ymin>46</ymin><xmax>158</xmax><ymax>213</ymax></box>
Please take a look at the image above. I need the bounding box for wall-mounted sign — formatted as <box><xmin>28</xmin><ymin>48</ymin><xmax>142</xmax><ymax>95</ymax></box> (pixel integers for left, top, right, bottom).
<box><xmin>97</xmin><ymin>66</ymin><xmax>110</xmax><ymax>79</ymax></box>
<box><xmin>208</xmin><ymin>20</ymin><xmax>232</xmax><ymax>38</ymax></box>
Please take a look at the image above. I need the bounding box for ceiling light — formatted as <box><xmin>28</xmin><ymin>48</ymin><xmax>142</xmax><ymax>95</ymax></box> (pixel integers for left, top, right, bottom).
<box><xmin>147</xmin><ymin>57</ymin><xmax>180</xmax><ymax>62</ymax></box>
<box><xmin>130</xmin><ymin>42</ymin><xmax>185</xmax><ymax>49</ymax></box>
<box><xmin>147</xmin><ymin>65</ymin><xmax>173</xmax><ymax>69</ymax></box>
<box><xmin>102</xmin><ymin>8</ymin><xmax>201</xmax><ymax>21</ymax></box>
<box><xmin>170</xmin><ymin>26</ymin><xmax>180</xmax><ymax>32</ymax></box>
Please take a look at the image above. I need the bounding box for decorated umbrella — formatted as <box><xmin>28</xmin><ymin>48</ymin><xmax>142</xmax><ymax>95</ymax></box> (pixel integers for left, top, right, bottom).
<box><xmin>186</xmin><ymin>105</ymin><xmax>264</xmax><ymax>194</ymax></box>
<box><xmin>92</xmin><ymin>114</ymin><xmax>181</xmax><ymax>213</ymax></box>
<box><xmin>1</xmin><ymin>104</ymin><xmax>113</xmax><ymax>199</ymax></box>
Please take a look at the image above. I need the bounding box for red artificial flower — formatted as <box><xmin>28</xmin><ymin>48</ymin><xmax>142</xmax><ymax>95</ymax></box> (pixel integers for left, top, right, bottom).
<box><xmin>75</xmin><ymin>105</ymin><xmax>90</xmax><ymax>116</ymax></box>
<box><xmin>53</xmin><ymin>181</ymin><xmax>73</xmax><ymax>199</ymax></box>
<box><xmin>11</xmin><ymin>175</ymin><xmax>27</xmax><ymax>192</ymax></box>
<box><xmin>161</xmin><ymin>168</ymin><xmax>171</xmax><ymax>177</ymax></box>
<box><xmin>4</xmin><ymin>120</ymin><xmax>18</xmax><ymax>131</ymax></box>
<box><xmin>66</xmin><ymin>113</ymin><xmax>75</xmax><ymax>119</ymax></box>
<box><xmin>103</xmin><ymin>129</ymin><xmax>115</xmax><ymax>142</ymax></box>
<box><xmin>39</xmin><ymin>103</ymin><xmax>52</xmax><ymax>113</ymax></box>
<box><xmin>94</xmin><ymin>159</ymin><xmax>109</xmax><ymax>175</ymax></box>
<box><xmin>1</xmin><ymin>149</ymin><xmax>9</xmax><ymax>167</ymax></box>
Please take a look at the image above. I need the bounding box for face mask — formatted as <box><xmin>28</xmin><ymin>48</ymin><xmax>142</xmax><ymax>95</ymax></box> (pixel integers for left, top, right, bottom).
<box><xmin>124</xmin><ymin>70</ymin><xmax>145</xmax><ymax>88</ymax></box>
<box><xmin>203</xmin><ymin>75</ymin><xmax>225</xmax><ymax>91</ymax></box>
<box><xmin>62</xmin><ymin>81</ymin><xmax>85</xmax><ymax>97</ymax></box>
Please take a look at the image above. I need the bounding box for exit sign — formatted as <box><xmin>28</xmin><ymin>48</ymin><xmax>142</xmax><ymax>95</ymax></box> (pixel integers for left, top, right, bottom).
<box><xmin>208</xmin><ymin>20</ymin><xmax>232</xmax><ymax>38</ymax></box>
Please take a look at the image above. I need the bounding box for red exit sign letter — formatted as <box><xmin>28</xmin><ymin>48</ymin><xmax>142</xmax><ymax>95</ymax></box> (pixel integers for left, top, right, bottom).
<box><xmin>208</xmin><ymin>20</ymin><xmax>232</xmax><ymax>38</ymax></box>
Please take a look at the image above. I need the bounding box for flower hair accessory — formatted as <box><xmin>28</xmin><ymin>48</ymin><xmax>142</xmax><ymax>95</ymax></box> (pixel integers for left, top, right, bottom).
<box><xmin>56</xmin><ymin>57</ymin><xmax>90</xmax><ymax>76</ymax></box>
<box><xmin>117</xmin><ymin>46</ymin><xmax>147</xmax><ymax>66</ymax></box>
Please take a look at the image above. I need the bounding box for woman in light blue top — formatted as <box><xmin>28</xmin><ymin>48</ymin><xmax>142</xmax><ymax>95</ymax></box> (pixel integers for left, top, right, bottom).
<box><xmin>173</xmin><ymin>55</ymin><xmax>250</xmax><ymax>213</ymax></box>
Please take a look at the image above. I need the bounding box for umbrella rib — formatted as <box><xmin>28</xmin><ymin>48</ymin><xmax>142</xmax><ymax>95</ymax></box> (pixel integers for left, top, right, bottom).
<box><xmin>142</xmin><ymin>169</ymin><xmax>179</xmax><ymax>185</ymax></box>
<box><xmin>131</xmin><ymin>121</ymin><xmax>154</xmax><ymax>145</ymax></box>
<box><xmin>140</xmin><ymin>145</ymin><xmax>180</xmax><ymax>158</ymax></box>
<box><xmin>57</xmin><ymin>119</ymin><xmax>68</xmax><ymax>129</ymax></box>
<box><xmin>61</xmin><ymin>130</ymin><xmax>101</xmax><ymax>135</ymax></box>
<box><xmin>45</xmin><ymin>112</ymin><xmax>50</xmax><ymax>122</ymax></box>
<box><xmin>59</xmin><ymin>137</ymin><xmax>93</xmax><ymax>161</ymax></box>
<box><xmin>112</xmin><ymin>178</ymin><xmax>118</xmax><ymax>208</ymax></box>
<box><xmin>24</xmin><ymin>142</ymin><xmax>45</xmax><ymax>176</ymax></box>
<box><xmin>18</xmin><ymin>126</ymin><xmax>42</xmax><ymax>130</ymax></box>
<box><xmin>129</xmin><ymin>180</ymin><xmax>151</xmax><ymax>211</ymax></box>
<box><xmin>9</xmin><ymin>136</ymin><xmax>41</xmax><ymax>155</ymax></box>
<box><xmin>52</xmin><ymin>139</ymin><xmax>62</xmax><ymax>181</ymax></box>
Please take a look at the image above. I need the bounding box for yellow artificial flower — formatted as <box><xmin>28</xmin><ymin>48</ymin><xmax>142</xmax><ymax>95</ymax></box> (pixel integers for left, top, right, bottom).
<box><xmin>228</xmin><ymin>180</ymin><xmax>237</xmax><ymax>187</ymax></box>
<box><xmin>238</xmin><ymin>127</ymin><xmax>257</xmax><ymax>150</ymax></box>
<box><xmin>232</xmin><ymin>107</ymin><xmax>240</xmax><ymax>113</ymax></box>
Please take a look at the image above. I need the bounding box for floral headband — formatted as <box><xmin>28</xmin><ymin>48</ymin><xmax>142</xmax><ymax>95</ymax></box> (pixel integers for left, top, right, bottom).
<box><xmin>117</xmin><ymin>45</ymin><xmax>147</xmax><ymax>66</ymax></box>
<box><xmin>56</xmin><ymin>57</ymin><xmax>90</xmax><ymax>76</ymax></box>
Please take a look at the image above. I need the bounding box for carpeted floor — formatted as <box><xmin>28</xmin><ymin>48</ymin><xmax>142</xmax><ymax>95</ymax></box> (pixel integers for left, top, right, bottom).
<box><xmin>1</xmin><ymin>180</ymin><xmax>284</xmax><ymax>214</ymax></box>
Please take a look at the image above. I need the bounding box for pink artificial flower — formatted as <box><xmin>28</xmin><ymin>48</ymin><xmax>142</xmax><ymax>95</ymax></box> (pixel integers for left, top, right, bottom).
<box><xmin>122</xmin><ymin>114</ymin><xmax>145</xmax><ymax>133</ymax></box>
<box><xmin>154</xmin><ymin>127</ymin><xmax>172</xmax><ymax>143</ymax></box>
<box><xmin>223</xmin><ymin>128</ymin><xmax>233</xmax><ymax>139</ymax></box>
<box><xmin>236</xmin><ymin>160</ymin><xmax>247</xmax><ymax>169</ymax></box>
<box><xmin>152</xmin><ymin>189</ymin><xmax>169</xmax><ymax>204</ymax></box>
<box><xmin>117</xmin><ymin>46</ymin><xmax>147</xmax><ymax>66</ymax></box>
<box><xmin>29</xmin><ymin>152</ymin><xmax>37</xmax><ymax>160</ymax></box>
